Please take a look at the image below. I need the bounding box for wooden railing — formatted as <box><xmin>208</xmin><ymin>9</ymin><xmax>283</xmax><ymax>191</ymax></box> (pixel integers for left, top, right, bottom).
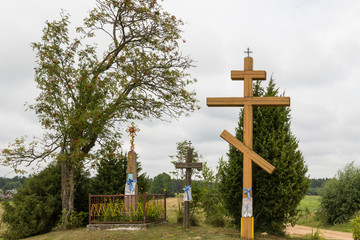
<box><xmin>88</xmin><ymin>193</ymin><xmax>166</xmax><ymax>224</ymax></box>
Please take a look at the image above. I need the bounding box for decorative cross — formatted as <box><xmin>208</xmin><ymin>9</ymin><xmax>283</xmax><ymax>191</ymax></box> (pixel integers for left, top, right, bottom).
<box><xmin>174</xmin><ymin>141</ymin><xmax>202</xmax><ymax>229</ymax></box>
<box><xmin>126</xmin><ymin>122</ymin><xmax>140</xmax><ymax>151</ymax></box>
<box><xmin>244</xmin><ymin>47</ymin><xmax>252</xmax><ymax>58</ymax></box>
<box><xmin>125</xmin><ymin>122</ymin><xmax>140</xmax><ymax>212</ymax></box>
<box><xmin>206</xmin><ymin>55</ymin><xmax>290</xmax><ymax>240</ymax></box>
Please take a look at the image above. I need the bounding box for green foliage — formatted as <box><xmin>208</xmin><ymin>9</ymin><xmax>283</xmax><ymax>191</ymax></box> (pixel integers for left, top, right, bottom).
<box><xmin>305</xmin><ymin>229</ymin><xmax>325</xmax><ymax>240</ymax></box>
<box><xmin>170</xmin><ymin>140</ymin><xmax>202</xmax><ymax>183</ymax></box>
<box><xmin>90</xmin><ymin>150</ymin><xmax>150</xmax><ymax>195</ymax></box>
<box><xmin>307</xmin><ymin>178</ymin><xmax>329</xmax><ymax>196</ymax></box>
<box><xmin>310</xmin><ymin>178</ymin><xmax>329</xmax><ymax>188</ymax></box>
<box><xmin>0</xmin><ymin>176</ymin><xmax>27</xmax><ymax>193</ymax></box>
<box><xmin>91</xmin><ymin>151</ymin><xmax>127</xmax><ymax>195</ymax></box>
<box><xmin>1</xmin><ymin>162</ymin><xmax>92</xmax><ymax>239</ymax></box>
<box><xmin>192</xmin><ymin>160</ymin><xmax>227</xmax><ymax>227</ymax></box>
<box><xmin>149</xmin><ymin>172</ymin><xmax>174</xmax><ymax>197</ymax></box>
<box><xmin>57</xmin><ymin>210</ymin><xmax>87</xmax><ymax>229</ymax></box>
<box><xmin>219</xmin><ymin>79</ymin><xmax>309</xmax><ymax>234</ymax></box>
<box><xmin>352</xmin><ymin>214</ymin><xmax>360</xmax><ymax>240</ymax></box>
<box><xmin>1</xmin><ymin>0</ymin><xmax>198</xmax><ymax>224</ymax></box>
<box><xmin>1</xmin><ymin>163</ymin><xmax>62</xmax><ymax>240</ymax></box>
<box><xmin>175</xmin><ymin>202</ymin><xmax>200</xmax><ymax>227</ymax></box>
<box><xmin>320</xmin><ymin>162</ymin><xmax>360</xmax><ymax>225</ymax></box>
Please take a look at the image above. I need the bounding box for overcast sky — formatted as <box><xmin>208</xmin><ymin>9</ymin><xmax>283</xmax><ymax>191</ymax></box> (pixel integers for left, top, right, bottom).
<box><xmin>1</xmin><ymin>0</ymin><xmax>360</xmax><ymax>179</ymax></box>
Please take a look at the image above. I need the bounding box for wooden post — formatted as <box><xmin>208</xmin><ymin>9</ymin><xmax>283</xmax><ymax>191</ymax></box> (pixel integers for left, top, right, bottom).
<box><xmin>174</xmin><ymin>141</ymin><xmax>203</xmax><ymax>229</ymax></box>
<box><xmin>125</xmin><ymin>122</ymin><xmax>140</xmax><ymax>213</ymax></box>
<box><xmin>184</xmin><ymin>146</ymin><xmax>192</xmax><ymax>229</ymax></box>
<box><xmin>206</xmin><ymin>53</ymin><xmax>290</xmax><ymax>240</ymax></box>
<box><xmin>125</xmin><ymin>150</ymin><xmax>138</xmax><ymax>212</ymax></box>
<box><xmin>242</xmin><ymin>57</ymin><xmax>255</xmax><ymax>238</ymax></box>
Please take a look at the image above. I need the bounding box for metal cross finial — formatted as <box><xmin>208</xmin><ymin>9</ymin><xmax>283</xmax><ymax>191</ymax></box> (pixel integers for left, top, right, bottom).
<box><xmin>126</xmin><ymin>122</ymin><xmax>140</xmax><ymax>151</ymax></box>
<box><xmin>188</xmin><ymin>140</ymin><xmax>192</xmax><ymax>147</ymax></box>
<box><xmin>244</xmin><ymin>47</ymin><xmax>252</xmax><ymax>57</ymax></box>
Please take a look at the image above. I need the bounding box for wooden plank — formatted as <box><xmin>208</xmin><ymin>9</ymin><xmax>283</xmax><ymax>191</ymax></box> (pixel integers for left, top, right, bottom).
<box><xmin>220</xmin><ymin>130</ymin><xmax>275</xmax><ymax>174</ymax></box>
<box><xmin>207</xmin><ymin>97</ymin><xmax>290</xmax><ymax>107</ymax></box>
<box><xmin>243</xmin><ymin>104</ymin><xmax>253</xmax><ymax>194</ymax></box>
<box><xmin>231</xmin><ymin>70</ymin><xmax>266</xmax><ymax>80</ymax></box>
<box><xmin>242</xmin><ymin>217</ymin><xmax>253</xmax><ymax>239</ymax></box>
<box><xmin>175</xmin><ymin>162</ymin><xmax>203</xmax><ymax>169</ymax></box>
<box><xmin>244</xmin><ymin>57</ymin><xmax>253</xmax><ymax>71</ymax></box>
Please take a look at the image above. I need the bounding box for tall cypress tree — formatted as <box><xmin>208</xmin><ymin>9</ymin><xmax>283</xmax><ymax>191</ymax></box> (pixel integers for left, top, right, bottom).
<box><xmin>219</xmin><ymin>78</ymin><xmax>309</xmax><ymax>234</ymax></box>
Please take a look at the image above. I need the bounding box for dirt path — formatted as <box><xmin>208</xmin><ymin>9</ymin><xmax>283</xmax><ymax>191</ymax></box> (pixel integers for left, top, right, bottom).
<box><xmin>285</xmin><ymin>225</ymin><xmax>353</xmax><ymax>240</ymax></box>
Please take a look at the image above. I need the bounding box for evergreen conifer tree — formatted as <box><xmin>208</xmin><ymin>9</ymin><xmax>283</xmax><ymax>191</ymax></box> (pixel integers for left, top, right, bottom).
<box><xmin>219</xmin><ymin>78</ymin><xmax>309</xmax><ymax>234</ymax></box>
<box><xmin>91</xmin><ymin>150</ymin><xmax>150</xmax><ymax>195</ymax></box>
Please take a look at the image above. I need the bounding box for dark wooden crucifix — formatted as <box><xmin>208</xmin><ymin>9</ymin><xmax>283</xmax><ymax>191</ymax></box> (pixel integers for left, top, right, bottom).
<box><xmin>206</xmin><ymin>52</ymin><xmax>290</xmax><ymax>239</ymax></box>
<box><xmin>174</xmin><ymin>141</ymin><xmax>203</xmax><ymax>229</ymax></box>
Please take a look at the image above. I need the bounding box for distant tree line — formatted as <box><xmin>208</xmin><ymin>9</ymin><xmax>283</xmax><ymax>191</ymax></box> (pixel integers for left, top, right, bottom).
<box><xmin>0</xmin><ymin>176</ymin><xmax>28</xmax><ymax>192</ymax></box>
<box><xmin>307</xmin><ymin>178</ymin><xmax>330</xmax><ymax>195</ymax></box>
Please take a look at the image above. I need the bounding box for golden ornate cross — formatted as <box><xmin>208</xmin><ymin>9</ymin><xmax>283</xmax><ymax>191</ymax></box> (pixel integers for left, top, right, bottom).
<box><xmin>207</xmin><ymin>55</ymin><xmax>290</xmax><ymax>240</ymax></box>
<box><xmin>126</xmin><ymin>122</ymin><xmax>140</xmax><ymax>151</ymax></box>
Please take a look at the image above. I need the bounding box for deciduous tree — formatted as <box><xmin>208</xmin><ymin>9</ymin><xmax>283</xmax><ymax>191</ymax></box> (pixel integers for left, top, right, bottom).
<box><xmin>320</xmin><ymin>162</ymin><xmax>360</xmax><ymax>225</ymax></box>
<box><xmin>1</xmin><ymin>0</ymin><xmax>198</xmax><ymax>226</ymax></box>
<box><xmin>149</xmin><ymin>172</ymin><xmax>174</xmax><ymax>197</ymax></box>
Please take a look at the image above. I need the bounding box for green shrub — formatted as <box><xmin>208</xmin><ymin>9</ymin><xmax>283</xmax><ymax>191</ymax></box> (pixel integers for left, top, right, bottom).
<box><xmin>352</xmin><ymin>214</ymin><xmax>360</xmax><ymax>240</ymax></box>
<box><xmin>306</xmin><ymin>229</ymin><xmax>325</xmax><ymax>240</ymax></box>
<box><xmin>1</xmin><ymin>163</ymin><xmax>62</xmax><ymax>240</ymax></box>
<box><xmin>320</xmin><ymin>162</ymin><xmax>360</xmax><ymax>225</ymax></box>
<box><xmin>56</xmin><ymin>210</ymin><xmax>87</xmax><ymax>229</ymax></box>
<box><xmin>1</xmin><ymin>162</ymin><xmax>91</xmax><ymax>239</ymax></box>
<box><xmin>192</xmin><ymin>161</ymin><xmax>227</xmax><ymax>227</ymax></box>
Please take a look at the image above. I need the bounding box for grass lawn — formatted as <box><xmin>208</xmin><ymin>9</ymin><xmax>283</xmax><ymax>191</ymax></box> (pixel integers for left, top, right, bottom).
<box><xmin>23</xmin><ymin>223</ymin><xmax>310</xmax><ymax>240</ymax></box>
<box><xmin>0</xmin><ymin>196</ymin><xmax>347</xmax><ymax>239</ymax></box>
<box><xmin>296</xmin><ymin>195</ymin><xmax>352</xmax><ymax>233</ymax></box>
<box><xmin>21</xmin><ymin>197</ymin><xmax>307</xmax><ymax>240</ymax></box>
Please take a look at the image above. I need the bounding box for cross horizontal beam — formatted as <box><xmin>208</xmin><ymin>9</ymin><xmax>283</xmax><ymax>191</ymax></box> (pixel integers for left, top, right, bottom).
<box><xmin>231</xmin><ymin>70</ymin><xmax>266</xmax><ymax>80</ymax></box>
<box><xmin>175</xmin><ymin>162</ymin><xmax>203</xmax><ymax>169</ymax></box>
<box><xmin>220</xmin><ymin>130</ymin><xmax>275</xmax><ymax>174</ymax></box>
<box><xmin>207</xmin><ymin>97</ymin><xmax>290</xmax><ymax>107</ymax></box>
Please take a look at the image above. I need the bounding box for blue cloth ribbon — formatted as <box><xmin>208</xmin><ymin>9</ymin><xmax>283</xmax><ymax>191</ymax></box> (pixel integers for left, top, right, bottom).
<box><xmin>183</xmin><ymin>185</ymin><xmax>191</xmax><ymax>201</ymax></box>
<box><xmin>243</xmin><ymin>187</ymin><xmax>252</xmax><ymax>199</ymax></box>
<box><xmin>126</xmin><ymin>179</ymin><xmax>137</xmax><ymax>192</ymax></box>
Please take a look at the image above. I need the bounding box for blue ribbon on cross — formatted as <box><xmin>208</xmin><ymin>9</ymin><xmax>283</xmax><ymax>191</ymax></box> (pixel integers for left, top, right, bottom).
<box><xmin>183</xmin><ymin>185</ymin><xmax>191</xmax><ymax>201</ymax></box>
<box><xmin>243</xmin><ymin>187</ymin><xmax>252</xmax><ymax>199</ymax></box>
<box><xmin>126</xmin><ymin>178</ymin><xmax>137</xmax><ymax>192</ymax></box>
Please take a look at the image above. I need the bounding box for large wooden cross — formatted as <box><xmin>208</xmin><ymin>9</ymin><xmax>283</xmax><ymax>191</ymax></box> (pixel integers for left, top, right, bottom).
<box><xmin>207</xmin><ymin>55</ymin><xmax>290</xmax><ymax>239</ymax></box>
<box><xmin>174</xmin><ymin>141</ymin><xmax>203</xmax><ymax>229</ymax></box>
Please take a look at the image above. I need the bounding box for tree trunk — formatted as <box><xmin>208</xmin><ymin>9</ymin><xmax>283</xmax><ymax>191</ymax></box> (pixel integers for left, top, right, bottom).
<box><xmin>61</xmin><ymin>160</ymin><xmax>75</xmax><ymax>228</ymax></box>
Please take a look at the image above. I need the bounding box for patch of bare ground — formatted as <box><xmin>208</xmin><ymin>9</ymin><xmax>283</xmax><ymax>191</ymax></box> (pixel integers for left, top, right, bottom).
<box><xmin>285</xmin><ymin>224</ymin><xmax>353</xmax><ymax>240</ymax></box>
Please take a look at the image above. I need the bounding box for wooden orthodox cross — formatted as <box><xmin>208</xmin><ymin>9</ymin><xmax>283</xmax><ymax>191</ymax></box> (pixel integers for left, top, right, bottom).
<box><xmin>125</xmin><ymin>122</ymin><xmax>140</xmax><ymax>212</ymax></box>
<box><xmin>207</xmin><ymin>52</ymin><xmax>290</xmax><ymax>239</ymax></box>
<box><xmin>174</xmin><ymin>141</ymin><xmax>203</xmax><ymax>229</ymax></box>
